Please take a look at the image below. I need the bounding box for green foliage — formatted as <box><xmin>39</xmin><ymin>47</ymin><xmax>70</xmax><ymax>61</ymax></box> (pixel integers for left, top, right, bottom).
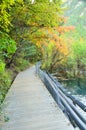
<box><xmin>72</xmin><ymin>40</ymin><xmax>86</xmax><ymax>61</ymax></box>
<box><xmin>1</xmin><ymin>0</ymin><xmax>85</xmax><ymax>106</ymax></box>
<box><xmin>69</xmin><ymin>26</ymin><xmax>86</xmax><ymax>65</ymax></box>
<box><xmin>10</xmin><ymin>0</ymin><xmax>63</xmax><ymax>40</ymax></box>
<box><xmin>0</xmin><ymin>60</ymin><xmax>5</xmax><ymax>73</ymax></box>
<box><xmin>41</xmin><ymin>42</ymin><xmax>54</xmax><ymax>70</ymax></box>
<box><xmin>0</xmin><ymin>31</ymin><xmax>17</xmax><ymax>104</ymax></box>
<box><xmin>0</xmin><ymin>31</ymin><xmax>17</xmax><ymax>58</ymax></box>
<box><xmin>14</xmin><ymin>59</ymin><xmax>29</xmax><ymax>72</ymax></box>
<box><xmin>24</xmin><ymin>45</ymin><xmax>39</xmax><ymax>62</ymax></box>
<box><xmin>63</xmin><ymin>26</ymin><xmax>86</xmax><ymax>78</ymax></box>
<box><xmin>0</xmin><ymin>31</ymin><xmax>17</xmax><ymax>74</ymax></box>
<box><xmin>9</xmin><ymin>0</ymin><xmax>64</xmax><ymax>69</ymax></box>
<box><xmin>14</xmin><ymin>52</ymin><xmax>30</xmax><ymax>72</ymax></box>
<box><xmin>0</xmin><ymin>0</ymin><xmax>65</xmax><ymax>117</ymax></box>
<box><xmin>0</xmin><ymin>71</ymin><xmax>11</xmax><ymax>104</ymax></box>
<box><xmin>0</xmin><ymin>0</ymin><xmax>23</xmax><ymax>32</ymax></box>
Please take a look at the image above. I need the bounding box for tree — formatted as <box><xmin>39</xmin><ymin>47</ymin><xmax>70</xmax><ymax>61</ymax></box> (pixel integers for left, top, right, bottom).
<box><xmin>0</xmin><ymin>0</ymin><xmax>23</xmax><ymax>32</ymax></box>
<box><xmin>72</xmin><ymin>38</ymin><xmax>86</xmax><ymax>77</ymax></box>
<box><xmin>0</xmin><ymin>31</ymin><xmax>17</xmax><ymax>72</ymax></box>
<box><xmin>0</xmin><ymin>0</ymin><xmax>65</xmax><ymax>104</ymax></box>
<box><xmin>63</xmin><ymin>26</ymin><xmax>86</xmax><ymax>78</ymax></box>
<box><xmin>7</xmin><ymin>0</ymin><xmax>64</xmax><ymax>65</ymax></box>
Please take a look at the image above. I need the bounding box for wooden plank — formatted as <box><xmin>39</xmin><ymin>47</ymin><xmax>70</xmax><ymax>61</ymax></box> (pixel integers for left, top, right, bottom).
<box><xmin>0</xmin><ymin>66</ymin><xmax>74</xmax><ymax>130</ymax></box>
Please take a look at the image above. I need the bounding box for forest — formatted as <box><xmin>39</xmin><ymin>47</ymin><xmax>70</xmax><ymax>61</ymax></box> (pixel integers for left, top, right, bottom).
<box><xmin>0</xmin><ymin>0</ymin><xmax>86</xmax><ymax>104</ymax></box>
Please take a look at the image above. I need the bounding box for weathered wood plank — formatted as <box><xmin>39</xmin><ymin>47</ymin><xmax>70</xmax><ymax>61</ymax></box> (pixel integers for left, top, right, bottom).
<box><xmin>0</xmin><ymin>66</ymin><xmax>74</xmax><ymax>130</ymax></box>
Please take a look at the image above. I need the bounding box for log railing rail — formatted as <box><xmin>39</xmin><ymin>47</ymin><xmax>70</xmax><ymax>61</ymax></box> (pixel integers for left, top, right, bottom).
<box><xmin>36</xmin><ymin>63</ymin><xmax>86</xmax><ymax>130</ymax></box>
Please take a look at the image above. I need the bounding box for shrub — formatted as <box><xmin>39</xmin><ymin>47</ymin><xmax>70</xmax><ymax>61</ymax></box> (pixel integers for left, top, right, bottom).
<box><xmin>0</xmin><ymin>71</ymin><xmax>11</xmax><ymax>104</ymax></box>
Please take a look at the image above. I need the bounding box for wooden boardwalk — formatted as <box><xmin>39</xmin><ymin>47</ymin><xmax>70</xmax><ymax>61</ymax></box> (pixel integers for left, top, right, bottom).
<box><xmin>0</xmin><ymin>66</ymin><xmax>74</xmax><ymax>130</ymax></box>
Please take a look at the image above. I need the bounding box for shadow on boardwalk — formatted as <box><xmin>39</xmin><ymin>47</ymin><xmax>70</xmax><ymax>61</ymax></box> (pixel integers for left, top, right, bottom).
<box><xmin>0</xmin><ymin>66</ymin><xmax>74</xmax><ymax>130</ymax></box>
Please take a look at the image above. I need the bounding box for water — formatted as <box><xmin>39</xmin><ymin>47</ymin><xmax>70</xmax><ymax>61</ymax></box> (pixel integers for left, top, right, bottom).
<box><xmin>60</xmin><ymin>78</ymin><xmax>86</xmax><ymax>103</ymax></box>
<box><xmin>60</xmin><ymin>78</ymin><xmax>86</xmax><ymax>94</ymax></box>
<box><xmin>60</xmin><ymin>78</ymin><xmax>86</xmax><ymax>117</ymax></box>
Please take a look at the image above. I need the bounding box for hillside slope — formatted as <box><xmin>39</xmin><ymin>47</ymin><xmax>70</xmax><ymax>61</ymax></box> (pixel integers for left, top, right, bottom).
<box><xmin>64</xmin><ymin>0</ymin><xmax>86</xmax><ymax>27</ymax></box>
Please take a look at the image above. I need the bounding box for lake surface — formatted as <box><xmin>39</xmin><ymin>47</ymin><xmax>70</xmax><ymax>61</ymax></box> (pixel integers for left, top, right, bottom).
<box><xmin>60</xmin><ymin>78</ymin><xmax>86</xmax><ymax>105</ymax></box>
<box><xmin>60</xmin><ymin>78</ymin><xmax>86</xmax><ymax>94</ymax></box>
<box><xmin>60</xmin><ymin>78</ymin><xmax>86</xmax><ymax>117</ymax></box>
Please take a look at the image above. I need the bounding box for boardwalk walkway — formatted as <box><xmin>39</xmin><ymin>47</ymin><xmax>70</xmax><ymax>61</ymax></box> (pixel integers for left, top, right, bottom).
<box><xmin>0</xmin><ymin>66</ymin><xmax>74</xmax><ymax>130</ymax></box>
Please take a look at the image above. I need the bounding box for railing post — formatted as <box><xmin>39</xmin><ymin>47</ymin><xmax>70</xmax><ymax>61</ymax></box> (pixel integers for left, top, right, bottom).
<box><xmin>37</xmin><ymin>66</ymin><xmax>86</xmax><ymax>130</ymax></box>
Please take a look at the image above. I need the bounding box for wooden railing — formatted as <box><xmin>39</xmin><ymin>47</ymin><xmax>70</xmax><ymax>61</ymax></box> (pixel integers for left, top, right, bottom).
<box><xmin>36</xmin><ymin>63</ymin><xmax>86</xmax><ymax>130</ymax></box>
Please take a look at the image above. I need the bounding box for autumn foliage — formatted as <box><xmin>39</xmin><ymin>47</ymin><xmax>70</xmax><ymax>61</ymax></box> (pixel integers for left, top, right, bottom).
<box><xmin>29</xmin><ymin>23</ymin><xmax>75</xmax><ymax>71</ymax></box>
